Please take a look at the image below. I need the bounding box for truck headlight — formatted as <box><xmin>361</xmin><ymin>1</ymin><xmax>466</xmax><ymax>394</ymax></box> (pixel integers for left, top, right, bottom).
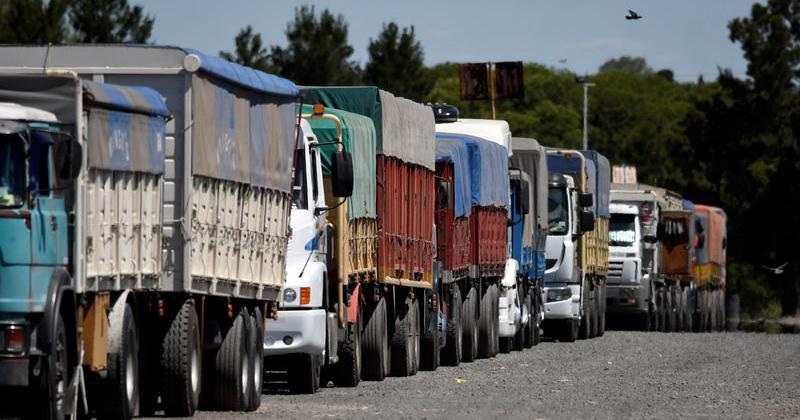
<box><xmin>283</xmin><ymin>288</ymin><xmax>297</xmax><ymax>303</ymax></box>
<box><xmin>547</xmin><ymin>288</ymin><xmax>572</xmax><ymax>303</ymax></box>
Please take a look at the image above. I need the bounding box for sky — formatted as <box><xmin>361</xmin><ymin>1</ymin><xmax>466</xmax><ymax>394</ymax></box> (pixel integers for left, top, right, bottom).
<box><xmin>133</xmin><ymin>0</ymin><xmax>760</xmax><ymax>82</ymax></box>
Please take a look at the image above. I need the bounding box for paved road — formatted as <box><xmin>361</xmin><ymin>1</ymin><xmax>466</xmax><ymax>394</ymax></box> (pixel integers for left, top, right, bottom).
<box><xmin>166</xmin><ymin>331</ymin><xmax>800</xmax><ymax>420</ymax></box>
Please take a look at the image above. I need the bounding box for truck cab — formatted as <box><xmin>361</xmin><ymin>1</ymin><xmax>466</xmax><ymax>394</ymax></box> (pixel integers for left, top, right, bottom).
<box><xmin>264</xmin><ymin>116</ymin><xmax>354</xmax><ymax>393</ymax></box>
<box><xmin>608</xmin><ymin>203</ymin><xmax>642</xmax><ymax>284</ymax></box>
<box><xmin>543</xmin><ymin>173</ymin><xmax>581</xmax><ymax>333</ymax></box>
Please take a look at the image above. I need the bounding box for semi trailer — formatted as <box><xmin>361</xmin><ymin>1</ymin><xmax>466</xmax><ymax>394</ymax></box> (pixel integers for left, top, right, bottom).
<box><xmin>301</xmin><ymin>87</ymin><xmax>437</xmax><ymax>380</ymax></box>
<box><xmin>543</xmin><ymin>149</ymin><xmax>610</xmax><ymax>341</ymax></box>
<box><xmin>0</xmin><ymin>46</ymin><xmax>300</xmax><ymax>417</ymax></box>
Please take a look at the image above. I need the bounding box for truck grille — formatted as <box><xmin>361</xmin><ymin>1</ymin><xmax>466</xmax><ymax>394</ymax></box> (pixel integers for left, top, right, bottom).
<box><xmin>608</xmin><ymin>260</ymin><xmax>623</xmax><ymax>280</ymax></box>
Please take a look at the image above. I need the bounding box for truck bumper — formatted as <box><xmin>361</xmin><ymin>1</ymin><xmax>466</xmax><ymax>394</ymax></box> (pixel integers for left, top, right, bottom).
<box><xmin>544</xmin><ymin>285</ymin><xmax>581</xmax><ymax>320</ymax></box>
<box><xmin>264</xmin><ymin>308</ymin><xmax>326</xmax><ymax>356</ymax></box>
<box><xmin>606</xmin><ymin>284</ymin><xmax>648</xmax><ymax>315</ymax></box>
<box><xmin>497</xmin><ymin>296</ymin><xmax>519</xmax><ymax>337</ymax></box>
<box><xmin>0</xmin><ymin>358</ymin><xmax>29</xmax><ymax>386</ymax></box>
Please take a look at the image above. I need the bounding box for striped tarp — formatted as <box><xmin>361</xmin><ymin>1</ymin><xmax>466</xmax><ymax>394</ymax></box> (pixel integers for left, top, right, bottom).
<box><xmin>83</xmin><ymin>80</ymin><xmax>170</xmax><ymax>175</ymax></box>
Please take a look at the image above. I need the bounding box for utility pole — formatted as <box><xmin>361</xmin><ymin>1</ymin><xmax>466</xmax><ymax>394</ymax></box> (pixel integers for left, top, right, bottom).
<box><xmin>576</xmin><ymin>76</ymin><xmax>595</xmax><ymax>150</ymax></box>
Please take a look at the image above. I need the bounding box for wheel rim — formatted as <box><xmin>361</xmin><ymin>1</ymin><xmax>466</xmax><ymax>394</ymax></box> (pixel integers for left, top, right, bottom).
<box><xmin>190</xmin><ymin>343</ymin><xmax>200</xmax><ymax>394</ymax></box>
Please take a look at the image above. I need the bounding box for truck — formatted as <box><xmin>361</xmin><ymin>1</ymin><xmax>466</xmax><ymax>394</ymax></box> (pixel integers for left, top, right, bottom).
<box><xmin>0</xmin><ymin>46</ymin><xmax>300</xmax><ymax>417</ymax></box>
<box><xmin>502</xmin><ymin>136</ymin><xmax>549</xmax><ymax>351</ymax></box>
<box><xmin>262</xmin><ymin>105</ymin><xmax>363</xmax><ymax>394</ymax></box>
<box><xmin>435</xmin><ymin>112</ymin><xmax>511</xmax><ymax>360</ymax></box>
<box><xmin>300</xmin><ymin>87</ymin><xmax>437</xmax><ymax>380</ymax></box>
<box><xmin>543</xmin><ymin>149</ymin><xmax>610</xmax><ymax>341</ymax></box>
<box><xmin>607</xmin><ymin>182</ymin><xmax>682</xmax><ymax>330</ymax></box>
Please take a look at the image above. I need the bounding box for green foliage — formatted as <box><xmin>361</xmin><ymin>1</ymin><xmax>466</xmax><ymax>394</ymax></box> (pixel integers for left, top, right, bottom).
<box><xmin>269</xmin><ymin>5</ymin><xmax>360</xmax><ymax>85</ymax></box>
<box><xmin>0</xmin><ymin>0</ymin><xmax>69</xmax><ymax>43</ymax></box>
<box><xmin>363</xmin><ymin>22</ymin><xmax>431</xmax><ymax>101</ymax></box>
<box><xmin>69</xmin><ymin>0</ymin><xmax>154</xmax><ymax>43</ymax></box>
<box><xmin>0</xmin><ymin>0</ymin><xmax>154</xmax><ymax>44</ymax></box>
<box><xmin>219</xmin><ymin>25</ymin><xmax>272</xmax><ymax>72</ymax></box>
<box><xmin>598</xmin><ymin>56</ymin><xmax>653</xmax><ymax>74</ymax></box>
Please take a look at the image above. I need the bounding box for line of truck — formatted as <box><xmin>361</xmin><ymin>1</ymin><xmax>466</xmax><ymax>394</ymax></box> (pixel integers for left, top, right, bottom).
<box><xmin>0</xmin><ymin>45</ymin><xmax>726</xmax><ymax>419</ymax></box>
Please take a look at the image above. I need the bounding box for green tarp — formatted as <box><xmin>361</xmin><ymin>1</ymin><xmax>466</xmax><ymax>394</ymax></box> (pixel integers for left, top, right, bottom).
<box><xmin>301</xmin><ymin>104</ymin><xmax>376</xmax><ymax>219</ymax></box>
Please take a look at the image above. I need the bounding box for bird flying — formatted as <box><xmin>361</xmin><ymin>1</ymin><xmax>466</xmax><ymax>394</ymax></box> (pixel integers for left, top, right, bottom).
<box><xmin>626</xmin><ymin>10</ymin><xmax>642</xmax><ymax>20</ymax></box>
<box><xmin>762</xmin><ymin>262</ymin><xmax>788</xmax><ymax>275</ymax></box>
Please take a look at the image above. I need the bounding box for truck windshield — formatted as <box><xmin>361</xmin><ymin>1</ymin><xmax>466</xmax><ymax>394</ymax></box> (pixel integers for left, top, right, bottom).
<box><xmin>548</xmin><ymin>187</ymin><xmax>568</xmax><ymax>235</ymax></box>
<box><xmin>0</xmin><ymin>134</ymin><xmax>26</xmax><ymax>208</ymax></box>
<box><xmin>610</xmin><ymin>213</ymin><xmax>636</xmax><ymax>246</ymax></box>
<box><xmin>292</xmin><ymin>149</ymin><xmax>308</xmax><ymax>210</ymax></box>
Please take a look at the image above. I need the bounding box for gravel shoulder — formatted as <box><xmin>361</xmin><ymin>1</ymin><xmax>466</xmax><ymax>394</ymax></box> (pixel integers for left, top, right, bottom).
<box><xmin>165</xmin><ymin>331</ymin><xmax>800</xmax><ymax>420</ymax></box>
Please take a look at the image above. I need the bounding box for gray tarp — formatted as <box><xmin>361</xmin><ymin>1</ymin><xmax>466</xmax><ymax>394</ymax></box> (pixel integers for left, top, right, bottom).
<box><xmin>378</xmin><ymin>90</ymin><xmax>435</xmax><ymax>170</ymax></box>
<box><xmin>192</xmin><ymin>74</ymin><xmax>296</xmax><ymax>193</ymax></box>
<box><xmin>511</xmin><ymin>137</ymin><xmax>549</xmax><ymax>248</ymax></box>
<box><xmin>0</xmin><ymin>75</ymin><xmax>77</xmax><ymax>124</ymax></box>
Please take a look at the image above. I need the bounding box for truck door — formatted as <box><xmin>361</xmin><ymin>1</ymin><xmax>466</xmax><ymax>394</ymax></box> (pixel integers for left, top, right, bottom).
<box><xmin>30</xmin><ymin>131</ymin><xmax>68</xmax><ymax>267</ymax></box>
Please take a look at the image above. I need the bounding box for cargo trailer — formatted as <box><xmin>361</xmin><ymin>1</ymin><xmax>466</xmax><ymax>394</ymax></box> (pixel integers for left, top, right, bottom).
<box><xmin>0</xmin><ymin>45</ymin><xmax>299</xmax><ymax>417</ymax></box>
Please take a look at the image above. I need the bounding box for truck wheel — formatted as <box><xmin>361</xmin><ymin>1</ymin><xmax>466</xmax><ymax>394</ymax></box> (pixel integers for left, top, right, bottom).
<box><xmin>562</xmin><ymin>319</ymin><xmax>578</xmax><ymax>342</ymax></box>
<box><xmin>410</xmin><ymin>299</ymin><xmax>421</xmax><ymax>375</ymax></box>
<box><xmin>362</xmin><ymin>297</ymin><xmax>388</xmax><ymax>381</ymax></box>
<box><xmin>499</xmin><ymin>337</ymin><xmax>512</xmax><ymax>353</ymax></box>
<box><xmin>513</xmin><ymin>297</ymin><xmax>526</xmax><ymax>351</ymax></box>
<box><xmin>461</xmin><ymin>288</ymin><xmax>478</xmax><ymax>363</ymax></box>
<box><xmin>710</xmin><ymin>291</ymin><xmax>719</xmax><ymax>332</ymax></box>
<box><xmin>289</xmin><ymin>353</ymin><xmax>320</xmax><ymax>394</ymax></box>
<box><xmin>39</xmin><ymin>314</ymin><xmax>69</xmax><ymax>419</ymax></box>
<box><xmin>333</xmin><ymin>299</ymin><xmax>361</xmax><ymax>387</ymax></box>
<box><xmin>442</xmin><ymin>286</ymin><xmax>462</xmax><ymax>366</ymax></box>
<box><xmin>477</xmin><ymin>287</ymin><xmax>492</xmax><ymax>358</ymax></box>
<box><xmin>246</xmin><ymin>307</ymin><xmax>263</xmax><ymax>411</ymax></box>
<box><xmin>682</xmin><ymin>288</ymin><xmax>693</xmax><ymax>332</ymax></box>
<box><xmin>213</xmin><ymin>311</ymin><xmax>250</xmax><ymax>410</ymax></box>
<box><xmin>160</xmin><ymin>300</ymin><xmax>201</xmax><ymax>416</ymax></box>
<box><xmin>97</xmin><ymin>299</ymin><xmax>139</xmax><ymax>420</ymax></box>
<box><xmin>589</xmin><ymin>289</ymin><xmax>598</xmax><ymax>338</ymax></box>
<box><xmin>390</xmin><ymin>295</ymin><xmax>416</xmax><ymax>376</ymax></box>
<box><xmin>579</xmin><ymin>289</ymin><xmax>591</xmax><ymax>340</ymax></box>
<box><xmin>420</xmin><ymin>289</ymin><xmax>440</xmax><ymax>371</ymax></box>
<box><xmin>698</xmin><ymin>289</ymin><xmax>708</xmax><ymax>332</ymax></box>
<box><xmin>657</xmin><ymin>289</ymin><xmax>666</xmax><ymax>332</ymax></box>
<box><xmin>522</xmin><ymin>293</ymin><xmax>534</xmax><ymax>348</ymax></box>
<box><xmin>490</xmin><ymin>285</ymin><xmax>499</xmax><ymax>357</ymax></box>
<box><xmin>597</xmin><ymin>286</ymin><xmax>606</xmax><ymax>337</ymax></box>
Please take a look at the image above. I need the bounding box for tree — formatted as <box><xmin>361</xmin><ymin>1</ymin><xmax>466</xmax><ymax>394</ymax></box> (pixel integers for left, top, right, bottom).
<box><xmin>0</xmin><ymin>0</ymin><xmax>70</xmax><ymax>43</ymax></box>
<box><xmin>69</xmin><ymin>0</ymin><xmax>154</xmax><ymax>43</ymax></box>
<box><xmin>598</xmin><ymin>56</ymin><xmax>653</xmax><ymax>75</ymax></box>
<box><xmin>220</xmin><ymin>25</ymin><xmax>271</xmax><ymax>72</ymax></box>
<box><xmin>364</xmin><ymin>22</ymin><xmax>431</xmax><ymax>101</ymax></box>
<box><xmin>269</xmin><ymin>5</ymin><xmax>360</xmax><ymax>85</ymax></box>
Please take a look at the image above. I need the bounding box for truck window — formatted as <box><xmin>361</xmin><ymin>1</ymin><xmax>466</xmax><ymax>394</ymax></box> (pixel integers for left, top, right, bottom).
<box><xmin>610</xmin><ymin>214</ymin><xmax>636</xmax><ymax>246</ymax></box>
<box><xmin>0</xmin><ymin>133</ymin><xmax>26</xmax><ymax>208</ymax></box>
<box><xmin>30</xmin><ymin>130</ymin><xmax>53</xmax><ymax>194</ymax></box>
<box><xmin>292</xmin><ymin>149</ymin><xmax>308</xmax><ymax>209</ymax></box>
<box><xmin>309</xmin><ymin>147</ymin><xmax>319</xmax><ymax>203</ymax></box>
<box><xmin>548</xmin><ymin>187</ymin><xmax>568</xmax><ymax>235</ymax></box>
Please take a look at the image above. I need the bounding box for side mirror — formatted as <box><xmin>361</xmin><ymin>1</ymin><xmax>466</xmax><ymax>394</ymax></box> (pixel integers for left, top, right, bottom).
<box><xmin>330</xmin><ymin>150</ymin><xmax>354</xmax><ymax>198</ymax></box>
<box><xmin>642</xmin><ymin>235</ymin><xmax>658</xmax><ymax>244</ymax></box>
<box><xmin>579</xmin><ymin>210</ymin><xmax>595</xmax><ymax>233</ymax></box>
<box><xmin>55</xmin><ymin>138</ymin><xmax>82</xmax><ymax>180</ymax></box>
<box><xmin>519</xmin><ymin>180</ymin><xmax>530</xmax><ymax>215</ymax></box>
<box><xmin>579</xmin><ymin>192</ymin><xmax>593</xmax><ymax>208</ymax></box>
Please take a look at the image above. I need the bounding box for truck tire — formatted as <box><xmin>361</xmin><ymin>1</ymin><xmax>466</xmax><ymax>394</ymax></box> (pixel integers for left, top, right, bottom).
<box><xmin>676</xmin><ymin>288</ymin><xmax>685</xmax><ymax>331</ymax></box>
<box><xmin>589</xmin><ymin>289</ymin><xmax>598</xmax><ymax>338</ymax></box>
<box><xmin>97</xmin><ymin>299</ymin><xmax>139</xmax><ymax>420</ymax></box>
<box><xmin>682</xmin><ymin>288</ymin><xmax>693</xmax><ymax>332</ymax></box>
<box><xmin>710</xmin><ymin>291</ymin><xmax>719</xmax><ymax>332</ymax></box>
<box><xmin>442</xmin><ymin>286</ymin><xmax>462</xmax><ymax>366</ymax></box>
<box><xmin>461</xmin><ymin>288</ymin><xmax>478</xmax><ymax>363</ymax></box>
<box><xmin>697</xmin><ymin>289</ymin><xmax>708</xmax><ymax>332</ymax></box>
<box><xmin>597</xmin><ymin>286</ymin><xmax>606</xmax><ymax>337</ymax></box>
<box><xmin>657</xmin><ymin>288</ymin><xmax>666</xmax><ymax>332</ymax></box>
<box><xmin>490</xmin><ymin>285</ymin><xmax>499</xmax><ymax>357</ymax></box>
<box><xmin>579</xmin><ymin>286</ymin><xmax>591</xmax><ymax>340</ymax></box>
<box><xmin>390</xmin><ymin>295</ymin><xmax>420</xmax><ymax>376</ymax></box>
<box><xmin>289</xmin><ymin>353</ymin><xmax>320</xmax><ymax>394</ymax></box>
<box><xmin>362</xmin><ymin>297</ymin><xmax>389</xmax><ymax>381</ymax></box>
<box><xmin>333</xmin><ymin>299</ymin><xmax>361</xmax><ymax>387</ymax></box>
<box><xmin>246</xmin><ymin>307</ymin><xmax>263</xmax><ymax>410</ymax></box>
<box><xmin>562</xmin><ymin>319</ymin><xmax>578</xmax><ymax>342</ymax></box>
<box><xmin>213</xmin><ymin>311</ymin><xmax>250</xmax><ymax>410</ymax></box>
<box><xmin>477</xmin><ymin>287</ymin><xmax>492</xmax><ymax>358</ymax></box>
<box><xmin>39</xmin><ymin>314</ymin><xmax>69</xmax><ymax>420</ymax></box>
<box><xmin>420</xmin><ymin>289</ymin><xmax>440</xmax><ymax>371</ymax></box>
<box><xmin>523</xmin><ymin>293</ymin><xmax>534</xmax><ymax>348</ymax></box>
<box><xmin>160</xmin><ymin>300</ymin><xmax>201</xmax><ymax>416</ymax></box>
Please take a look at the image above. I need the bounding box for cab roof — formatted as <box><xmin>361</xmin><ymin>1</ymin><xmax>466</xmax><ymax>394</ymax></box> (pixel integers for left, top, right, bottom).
<box><xmin>0</xmin><ymin>102</ymin><xmax>58</xmax><ymax>123</ymax></box>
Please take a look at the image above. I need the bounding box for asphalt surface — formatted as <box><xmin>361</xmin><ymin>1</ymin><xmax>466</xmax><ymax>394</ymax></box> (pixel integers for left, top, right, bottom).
<box><xmin>160</xmin><ymin>331</ymin><xmax>800</xmax><ymax>420</ymax></box>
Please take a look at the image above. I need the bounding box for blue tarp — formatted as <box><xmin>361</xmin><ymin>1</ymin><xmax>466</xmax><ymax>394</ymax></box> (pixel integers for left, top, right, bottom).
<box><xmin>546</xmin><ymin>148</ymin><xmax>611</xmax><ymax>218</ymax></box>
<box><xmin>184</xmin><ymin>48</ymin><xmax>299</xmax><ymax>98</ymax></box>
<box><xmin>437</xmin><ymin>133</ymin><xmax>509</xmax><ymax>209</ymax></box>
<box><xmin>682</xmin><ymin>199</ymin><xmax>695</xmax><ymax>210</ymax></box>
<box><xmin>84</xmin><ymin>81</ymin><xmax>169</xmax><ymax>175</ymax></box>
<box><xmin>435</xmin><ymin>139</ymin><xmax>472</xmax><ymax>218</ymax></box>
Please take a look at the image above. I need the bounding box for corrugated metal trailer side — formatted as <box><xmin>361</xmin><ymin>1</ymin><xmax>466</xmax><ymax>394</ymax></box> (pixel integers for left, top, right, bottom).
<box><xmin>434</xmin><ymin>162</ymin><xmax>472</xmax><ymax>280</ymax></box>
<box><xmin>471</xmin><ymin>207</ymin><xmax>507</xmax><ymax>277</ymax></box>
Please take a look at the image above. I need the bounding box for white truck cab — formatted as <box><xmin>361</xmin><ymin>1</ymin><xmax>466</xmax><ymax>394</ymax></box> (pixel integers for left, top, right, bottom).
<box><xmin>608</xmin><ymin>203</ymin><xmax>642</xmax><ymax>285</ymax></box>
<box><xmin>264</xmin><ymin>118</ymin><xmax>353</xmax><ymax>393</ymax></box>
<box><xmin>543</xmin><ymin>173</ymin><xmax>582</xmax><ymax>335</ymax></box>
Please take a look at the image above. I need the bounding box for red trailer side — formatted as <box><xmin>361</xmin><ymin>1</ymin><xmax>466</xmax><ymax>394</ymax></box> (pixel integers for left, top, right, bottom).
<box><xmin>435</xmin><ymin>162</ymin><xmax>472</xmax><ymax>280</ymax></box>
<box><xmin>471</xmin><ymin>207</ymin><xmax>507</xmax><ymax>277</ymax></box>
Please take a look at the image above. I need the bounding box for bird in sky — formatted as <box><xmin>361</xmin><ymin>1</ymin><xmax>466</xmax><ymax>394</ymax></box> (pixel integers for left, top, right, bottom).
<box><xmin>558</xmin><ymin>58</ymin><xmax>568</xmax><ymax>64</ymax></box>
<box><xmin>762</xmin><ymin>262</ymin><xmax>788</xmax><ymax>275</ymax></box>
<box><xmin>626</xmin><ymin>10</ymin><xmax>642</xmax><ymax>20</ymax></box>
